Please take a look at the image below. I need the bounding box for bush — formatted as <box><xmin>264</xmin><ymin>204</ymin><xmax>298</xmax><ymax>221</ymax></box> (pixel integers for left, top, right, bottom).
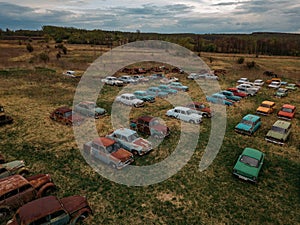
<box><xmin>39</xmin><ymin>52</ymin><xmax>49</xmax><ymax>63</ymax></box>
<box><xmin>237</xmin><ymin>57</ymin><xmax>245</xmax><ymax>64</ymax></box>
<box><xmin>26</xmin><ymin>43</ymin><xmax>34</xmax><ymax>52</ymax></box>
<box><xmin>246</xmin><ymin>61</ymin><xmax>256</xmax><ymax>69</ymax></box>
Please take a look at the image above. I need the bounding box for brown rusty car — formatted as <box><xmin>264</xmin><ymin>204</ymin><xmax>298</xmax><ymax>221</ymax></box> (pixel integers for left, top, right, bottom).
<box><xmin>50</xmin><ymin>106</ymin><xmax>85</xmax><ymax>126</ymax></box>
<box><xmin>0</xmin><ymin>174</ymin><xmax>55</xmax><ymax>218</ymax></box>
<box><xmin>7</xmin><ymin>195</ymin><xmax>92</xmax><ymax>225</ymax></box>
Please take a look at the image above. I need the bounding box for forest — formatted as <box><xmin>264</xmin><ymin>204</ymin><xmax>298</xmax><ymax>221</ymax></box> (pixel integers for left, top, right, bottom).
<box><xmin>1</xmin><ymin>26</ymin><xmax>300</xmax><ymax>56</ymax></box>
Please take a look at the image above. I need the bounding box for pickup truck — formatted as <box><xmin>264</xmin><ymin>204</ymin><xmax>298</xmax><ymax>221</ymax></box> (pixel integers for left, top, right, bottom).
<box><xmin>83</xmin><ymin>137</ymin><xmax>134</xmax><ymax>169</ymax></box>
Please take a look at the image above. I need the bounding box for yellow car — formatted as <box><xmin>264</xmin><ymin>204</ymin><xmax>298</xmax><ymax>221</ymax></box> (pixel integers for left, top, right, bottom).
<box><xmin>256</xmin><ymin>101</ymin><xmax>275</xmax><ymax>115</ymax></box>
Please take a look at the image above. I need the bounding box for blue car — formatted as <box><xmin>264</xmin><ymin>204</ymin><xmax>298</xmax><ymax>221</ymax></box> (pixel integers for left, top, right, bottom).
<box><xmin>235</xmin><ymin>114</ymin><xmax>262</xmax><ymax>135</ymax></box>
<box><xmin>206</xmin><ymin>93</ymin><xmax>234</xmax><ymax>106</ymax></box>
<box><xmin>158</xmin><ymin>85</ymin><xmax>178</xmax><ymax>95</ymax></box>
<box><xmin>146</xmin><ymin>87</ymin><xmax>168</xmax><ymax>98</ymax></box>
<box><xmin>219</xmin><ymin>90</ymin><xmax>242</xmax><ymax>102</ymax></box>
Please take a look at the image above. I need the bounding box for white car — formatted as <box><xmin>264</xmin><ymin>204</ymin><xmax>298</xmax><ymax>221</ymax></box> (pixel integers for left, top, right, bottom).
<box><xmin>242</xmin><ymin>82</ymin><xmax>261</xmax><ymax>90</ymax></box>
<box><xmin>63</xmin><ymin>70</ymin><xmax>76</xmax><ymax>77</ymax></box>
<box><xmin>236</xmin><ymin>84</ymin><xmax>257</xmax><ymax>96</ymax></box>
<box><xmin>268</xmin><ymin>81</ymin><xmax>281</xmax><ymax>89</ymax></box>
<box><xmin>101</xmin><ymin>76</ymin><xmax>124</xmax><ymax>86</ymax></box>
<box><xmin>115</xmin><ymin>93</ymin><xmax>144</xmax><ymax>107</ymax></box>
<box><xmin>132</xmin><ymin>75</ymin><xmax>149</xmax><ymax>83</ymax></box>
<box><xmin>237</xmin><ymin>78</ymin><xmax>249</xmax><ymax>84</ymax></box>
<box><xmin>166</xmin><ymin>106</ymin><xmax>202</xmax><ymax>124</ymax></box>
<box><xmin>254</xmin><ymin>79</ymin><xmax>264</xmax><ymax>86</ymax></box>
<box><xmin>118</xmin><ymin>75</ymin><xmax>137</xmax><ymax>84</ymax></box>
<box><xmin>187</xmin><ymin>73</ymin><xmax>200</xmax><ymax>80</ymax></box>
<box><xmin>237</xmin><ymin>83</ymin><xmax>259</xmax><ymax>92</ymax></box>
<box><xmin>204</xmin><ymin>73</ymin><xmax>219</xmax><ymax>80</ymax></box>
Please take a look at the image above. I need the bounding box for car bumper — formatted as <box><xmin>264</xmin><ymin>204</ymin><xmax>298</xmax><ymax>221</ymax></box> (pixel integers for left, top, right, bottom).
<box><xmin>234</xmin><ymin>128</ymin><xmax>252</xmax><ymax>136</ymax></box>
<box><xmin>116</xmin><ymin>158</ymin><xmax>134</xmax><ymax>169</ymax></box>
<box><xmin>233</xmin><ymin>172</ymin><xmax>257</xmax><ymax>183</ymax></box>
<box><xmin>265</xmin><ymin>137</ymin><xmax>285</xmax><ymax>145</ymax></box>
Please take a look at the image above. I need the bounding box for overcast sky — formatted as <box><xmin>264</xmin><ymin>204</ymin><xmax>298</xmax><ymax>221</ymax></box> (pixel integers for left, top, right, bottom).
<box><xmin>0</xmin><ymin>0</ymin><xmax>299</xmax><ymax>33</ymax></box>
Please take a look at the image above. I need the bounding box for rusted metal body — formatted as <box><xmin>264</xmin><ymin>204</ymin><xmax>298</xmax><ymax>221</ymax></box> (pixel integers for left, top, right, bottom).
<box><xmin>49</xmin><ymin>106</ymin><xmax>84</xmax><ymax>126</ymax></box>
<box><xmin>0</xmin><ymin>174</ymin><xmax>55</xmax><ymax>217</ymax></box>
<box><xmin>7</xmin><ymin>195</ymin><xmax>92</xmax><ymax>225</ymax></box>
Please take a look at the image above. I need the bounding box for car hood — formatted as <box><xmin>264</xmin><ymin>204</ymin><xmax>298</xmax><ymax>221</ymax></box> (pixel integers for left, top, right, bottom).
<box><xmin>133</xmin><ymin>99</ymin><xmax>144</xmax><ymax>104</ymax></box>
<box><xmin>151</xmin><ymin>124</ymin><xmax>168</xmax><ymax>132</ymax></box>
<box><xmin>111</xmin><ymin>148</ymin><xmax>133</xmax><ymax>162</ymax></box>
<box><xmin>235</xmin><ymin>123</ymin><xmax>252</xmax><ymax>131</ymax></box>
<box><xmin>234</xmin><ymin>161</ymin><xmax>259</xmax><ymax>177</ymax></box>
<box><xmin>133</xmin><ymin>138</ymin><xmax>151</xmax><ymax>148</ymax></box>
<box><xmin>3</xmin><ymin>160</ymin><xmax>25</xmax><ymax>170</ymax></box>
<box><xmin>61</xmin><ymin>195</ymin><xmax>90</xmax><ymax>215</ymax></box>
<box><xmin>277</xmin><ymin>111</ymin><xmax>293</xmax><ymax>118</ymax></box>
<box><xmin>257</xmin><ymin>106</ymin><xmax>271</xmax><ymax>113</ymax></box>
<box><xmin>266</xmin><ymin>130</ymin><xmax>284</xmax><ymax>139</ymax></box>
<box><xmin>95</xmin><ymin>107</ymin><xmax>106</xmax><ymax>114</ymax></box>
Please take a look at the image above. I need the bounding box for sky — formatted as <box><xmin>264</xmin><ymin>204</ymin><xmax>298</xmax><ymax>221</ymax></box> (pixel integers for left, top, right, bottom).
<box><xmin>0</xmin><ymin>0</ymin><xmax>299</xmax><ymax>34</ymax></box>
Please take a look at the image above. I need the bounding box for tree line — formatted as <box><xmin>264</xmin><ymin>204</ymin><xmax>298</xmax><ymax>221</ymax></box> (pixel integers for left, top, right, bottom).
<box><xmin>1</xmin><ymin>26</ymin><xmax>299</xmax><ymax>56</ymax></box>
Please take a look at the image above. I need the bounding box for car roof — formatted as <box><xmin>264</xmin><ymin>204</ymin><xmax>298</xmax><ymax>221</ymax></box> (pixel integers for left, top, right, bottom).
<box><xmin>273</xmin><ymin>120</ymin><xmax>291</xmax><ymax>129</ymax></box>
<box><xmin>282</xmin><ymin>104</ymin><xmax>296</xmax><ymax>109</ymax></box>
<box><xmin>114</xmin><ymin>128</ymin><xmax>136</xmax><ymax>136</ymax></box>
<box><xmin>0</xmin><ymin>175</ymin><xmax>29</xmax><ymax>195</ymax></box>
<box><xmin>174</xmin><ymin>106</ymin><xmax>190</xmax><ymax>111</ymax></box>
<box><xmin>242</xmin><ymin>148</ymin><xmax>263</xmax><ymax>160</ymax></box>
<box><xmin>55</xmin><ymin>106</ymin><xmax>72</xmax><ymax>113</ymax></box>
<box><xmin>93</xmin><ymin>137</ymin><xmax>115</xmax><ymax>147</ymax></box>
<box><xmin>134</xmin><ymin>90</ymin><xmax>146</xmax><ymax>93</ymax></box>
<box><xmin>261</xmin><ymin>100</ymin><xmax>275</xmax><ymax>105</ymax></box>
<box><xmin>121</xmin><ymin>93</ymin><xmax>135</xmax><ymax>97</ymax></box>
<box><xmin>138</xmin><ymin>115</ymin><xmax>155</xmax><ymax>122</ymax></box>
<box><xmin>243</xmin><ymin>114</ymin><xmax>260</xmax><ymax>122</ymax></box>
<box><xmin>17</xmin><ymin>196</ymin><xmax>63</xmax><ymax>223</ymax></box>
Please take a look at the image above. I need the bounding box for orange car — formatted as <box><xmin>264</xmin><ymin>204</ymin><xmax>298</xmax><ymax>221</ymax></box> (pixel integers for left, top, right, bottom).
<box><xmin>256</xmin><ymin>101</ymin><xmax>275</xmax><ymax>115</ymax></box>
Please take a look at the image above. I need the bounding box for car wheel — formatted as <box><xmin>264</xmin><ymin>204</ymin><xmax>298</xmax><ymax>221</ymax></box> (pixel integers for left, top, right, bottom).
<box><xmin>41</xmin><ymin>186</ymin><xmax>56</xmax><ymax>197</ymax></box>
<box><xmin>132</xmin><ymin>150</ymin><xmax>139</xmax><ymax>155</ymax></box>
<box><xmin>110</xmin><ymin>163</ymin><xmax>117</xmax><ymax>169</ymax></box>
<box><xmin>0</xmin><ymin>208</ymin><xmax>11</xmax><ymax>218</ymax></box>
<box><xmin>18</xmin><ymin>169</ymin><xmax>29</xmax><ymax>177</ymax></box>
<box><xmin>189</xmin><ymin>120</ymin><xmax>195</xmax><ymax>124</ymax></box>
<box><xmin>73</xmin><ymin>212</ymin><xmax>89</xmax><ymax>224</ymax></box>
<box><xmin>203</xmin><ymin>113</ymin><xmax>208</xmax><ymax>118</ymax></box>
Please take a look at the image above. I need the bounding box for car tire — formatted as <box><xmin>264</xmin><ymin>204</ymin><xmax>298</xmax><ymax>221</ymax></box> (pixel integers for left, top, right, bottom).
<box><xmin>189</xmin><ymin>120</ymin><xmax>195</xmax><ymax>124</ymax></box>
<box><xmin>203</xmin><ymin>113</ymin><xmax>208</xmax><ymax>118</ymax></box>
<box><xmin>0</xmin><ymin>208</ymin><xmax>11</xmax><ymax>218</ymax></box>
<box><xmin>132</xmin><ymin>150</ymin><xmax>139</xmax><ymax>156</ymax></box>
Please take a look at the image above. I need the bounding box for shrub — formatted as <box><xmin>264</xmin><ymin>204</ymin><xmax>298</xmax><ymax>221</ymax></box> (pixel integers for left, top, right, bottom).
<box><xmin>26</xmin><ymin>43</ymin><xmax>34</xmax><ymax>52</ymax></box>
<box><xmin>246</xmin><ymin>61</ymin><xmax>256</xmax><ymax>69</ymax></box>
<box><xmin>237</xmin><ymin>57</ymin><xmax>245</xmax><ymax>64</ymax></box>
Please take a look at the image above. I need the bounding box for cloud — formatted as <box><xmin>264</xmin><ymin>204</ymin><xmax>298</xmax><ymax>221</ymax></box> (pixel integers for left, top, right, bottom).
<box><xmin>0</xmin><ymin>1</ymin><xmax>299</xmax><ymax>33</ymax></box>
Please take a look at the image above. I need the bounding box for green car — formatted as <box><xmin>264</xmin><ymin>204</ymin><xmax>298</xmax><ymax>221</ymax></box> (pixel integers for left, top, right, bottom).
<box><xmin>285</xmin><ymin>83</ymin><xmax>297</xmax><ymax>91</ymax></box>
<box><xmin>265</xmin><ymin>120</ymin><xmax>291</xmax><ymax>145</ymax></box>
<box><xmin>133</xmin><ymin>91</ymin><xmax>155</xmax><ymax>103</ymax></box>
<box><xmin>233</xmin><ymin>148</ymin><xmax>265</xmax><ymax>183</ymax></box>
<box><xmin>275</xmin><ymin>88</ymin><xmax>288</xmax><ymax>98</ymax></box>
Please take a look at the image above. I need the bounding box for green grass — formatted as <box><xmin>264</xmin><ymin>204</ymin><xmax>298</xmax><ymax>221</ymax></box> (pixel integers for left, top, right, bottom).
<box><xmin>0</xmin><ymin>53</ymin><xmax>299</xmax><ymax>225</ymax></box>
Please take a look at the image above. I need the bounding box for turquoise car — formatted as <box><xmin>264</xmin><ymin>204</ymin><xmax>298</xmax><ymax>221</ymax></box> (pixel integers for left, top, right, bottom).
<box><xmin>233</xmin><ymin>147</ymin><xmax>265</xmax><ymax>183</ymax></box>
<box><xmin>146</xmin><ymin>87</ymin><xmax>168</xmax><ymax>98</ymax></box>
<box><xmin>235</xmin><ymin>114</ymin><xmax>261</xmax><ymax>135</ymax></box>
<box><xmin>285</xmin><ymin>83</ymin><xmax>297</xmax><ymax>91</ymax></box>
<box><xmin>168</xmin><ymin>82</ymin><xmax>189</xmax><ymax>92</ymax></box>
<box><xmin>133</xmin><ymin>91</ymin><xmax>155</xmax><ymax>103</ymax></box>
<box><xmin>219</xmin><ymin>90</ymin><xmax>242</xmax><ymax>102</ymax></box>
<box><xmin>206</xmin><ymin>93</ymin><xmax>234</xmax><ymax>106</ymax></box>
<box><xmin>158</xmin><ymin>85</ymin><xmax>178</xmax><ymax>95</ymax></box>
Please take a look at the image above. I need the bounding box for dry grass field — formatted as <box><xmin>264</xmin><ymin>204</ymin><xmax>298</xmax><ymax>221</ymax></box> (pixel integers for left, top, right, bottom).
<box><xmin>0</xmin><ymin>40</ymin><xmax>299</xmax><ymax>224</ymax></box>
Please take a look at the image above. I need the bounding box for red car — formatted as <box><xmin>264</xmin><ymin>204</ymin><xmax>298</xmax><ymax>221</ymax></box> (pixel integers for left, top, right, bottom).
<box><xmin>277</xmin><ymin>104</ymin><xmax>296</xmax><ymax>120</ymax></box>
<box><xmin>185</xmin><ymin>102</ymin><xmax>212</xmax><ymax>118</ymax></box>
<box><xmin>50</xmin><ymin>106</ymin><xmax>85</xmax><ymax>126</ymax></box>
<box><xmin>7</xmin><ymin>195</ymin><xmax>92</xmax><ymax>225</ymax></box>
<box><xmin>226</xmin><ymin>88</ymin><xmax>248</xmax><ymax>98</ymax></box>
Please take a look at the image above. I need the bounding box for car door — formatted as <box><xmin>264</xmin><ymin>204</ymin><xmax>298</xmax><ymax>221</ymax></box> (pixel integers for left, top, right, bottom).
<box><xmin>18</xmin><ymin>183</ymin><xmax>36</xmax><ymax>206</ymax></box>
<box><xmin>0</xmin><ymin>167</ymin><xmax>9</xmax><ymax>179</ymax></box>
<box><xmin>50</xmin><ymin>210</ymin><xmax>70</xmax><ymax>225</ymax></box>
<box><xmin>137</xmin><ymin>119</ymin><xmax>145</xmax><ymax>133</ymax></box>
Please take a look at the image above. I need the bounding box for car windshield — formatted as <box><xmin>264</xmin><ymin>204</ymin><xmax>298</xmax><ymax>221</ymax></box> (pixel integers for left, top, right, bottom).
<box><xmin>240</xmin><ymin>155</ymin><xmax>259</xmax><ymax>167</ymax></box>
<box><xmin>127</xmin><ymin>133</ymin><xmax>139</xmax><ymax>142</ymax></box>
<box><xmin>281</xmin><ymin>107</ymin><xmax>293</xmax><ymax>113</ymax></box>
<box><xmin>64</xmin><ymin>111</ymin><xmax>72</xmax><ymax>117</ymax></box>
<box><xmin>241</xmin><ymin>119</ymin><xmax>253</xmax><ymax>126</ymax></box>
<box><xmin>149</xmin><ymin>119</ymin><xmax>159</xmax><ymax>126</ymax></box>
<box><xmin>271</xmin><ymin>126</ymin><xmax>286</xmax><ymax>134</ymax></box>
<box><xmin>261</xmin><ymin>104</ymin><xmax>271</xmax><ymax>108</ymax></box>
<box><xmin>106</xmin><ymin>142</ymin><xmax>121</xmax><ymax>153</ymax></box>
<box><xmin>277</xmin><ymin>89</ymin><xmax>285</xmax><ymax>93</ymax></box>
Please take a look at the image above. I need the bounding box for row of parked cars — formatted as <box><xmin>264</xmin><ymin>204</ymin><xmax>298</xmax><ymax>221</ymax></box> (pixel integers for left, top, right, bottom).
<box><xmin>231</xmin><ymin>76</ymin><xmax>297</xmax><ymax>183</ymax></box>
<box><xmin>0</xmin><ymin>155</ymin><xmax>92</xmax><ymax>223</ymax></box>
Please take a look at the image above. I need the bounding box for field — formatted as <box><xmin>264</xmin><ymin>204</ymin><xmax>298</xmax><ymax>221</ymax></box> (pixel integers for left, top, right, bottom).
<box><xmin>0</xmin><ymin>40</ymin><xmax>299</xmax><ymax>224</ymax></box>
